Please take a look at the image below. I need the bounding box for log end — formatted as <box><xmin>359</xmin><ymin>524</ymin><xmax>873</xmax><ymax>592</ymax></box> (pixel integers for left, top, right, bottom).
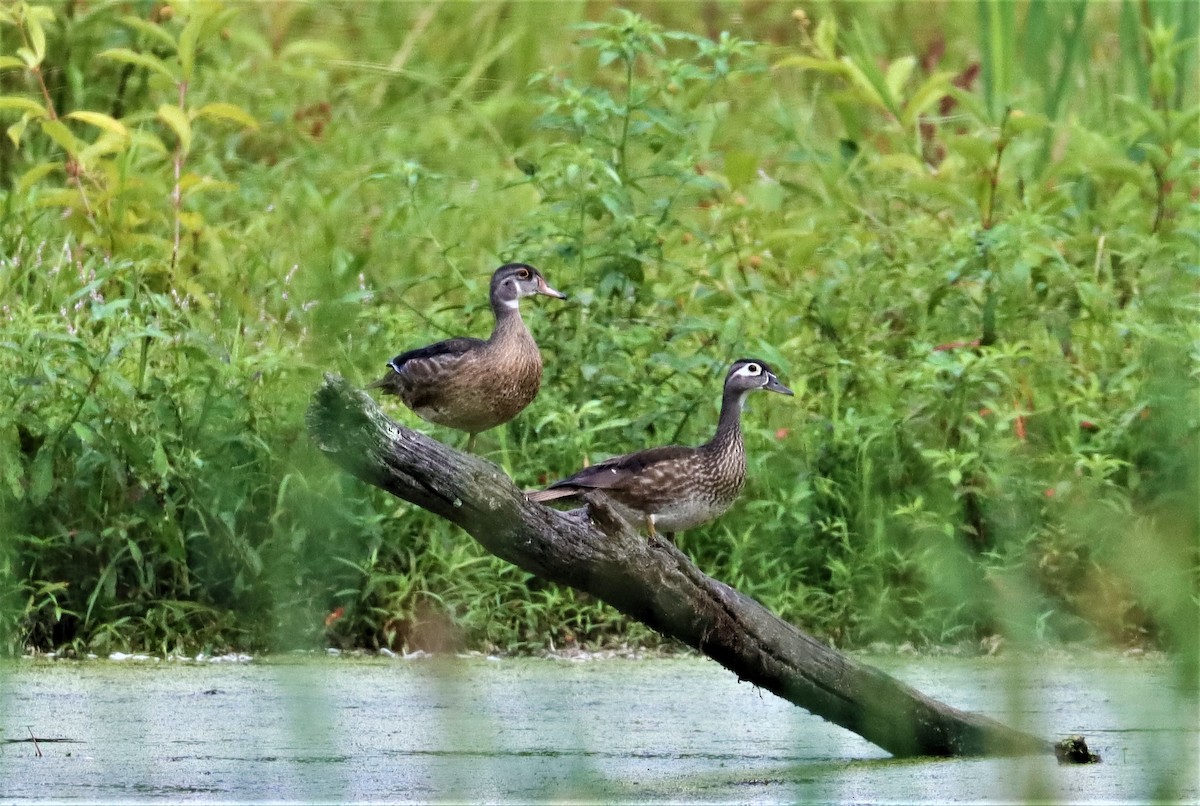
<box><xmin>1054</xmin><ymin>734</ymin><xmax>1101</xmax><ymax>764</ymax></box>
<box><xmin>306</xmin><ymin>373</ymin><xmax>375</xmax><ymax>454</ymax></box>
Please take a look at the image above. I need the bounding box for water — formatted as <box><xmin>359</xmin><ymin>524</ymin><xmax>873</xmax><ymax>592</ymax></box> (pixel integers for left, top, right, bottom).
<box><xmin>1</xmin><ymin>652</ymin><xmax>1196</xmax><ymax>803</ymax></box>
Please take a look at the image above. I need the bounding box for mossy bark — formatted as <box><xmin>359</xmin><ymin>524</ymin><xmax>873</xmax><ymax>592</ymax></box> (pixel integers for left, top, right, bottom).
<box><xmin>307</xmin><ymin>374</ymin><xmax>1091</xmax><ymax>760</ymax></box>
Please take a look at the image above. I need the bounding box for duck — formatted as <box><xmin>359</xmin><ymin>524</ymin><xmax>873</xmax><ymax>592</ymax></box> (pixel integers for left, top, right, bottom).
<box><xmin>527</xmin><ymin>358</ymin><xmax>793</xmax><ymax>539</ymax></box>
<box><xmin>369</xmin><ymin>263</ymin><xmax>566</xmax><ymax>450</ymax></box>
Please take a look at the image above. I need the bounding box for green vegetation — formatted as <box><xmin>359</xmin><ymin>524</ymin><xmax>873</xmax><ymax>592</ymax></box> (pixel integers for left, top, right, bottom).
<box><xmin>0</xmin><ymin>2</ymin><xmax>1195</xmax><ymax>668</ymax></box>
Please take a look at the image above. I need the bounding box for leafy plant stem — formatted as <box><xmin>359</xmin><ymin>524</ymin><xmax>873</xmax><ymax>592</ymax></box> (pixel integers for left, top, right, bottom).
<box><xmin>981</xmin><ymin>106</ymin><xmax>1011</xmax><ymax>230</ymax></box>
<box><xmin>20</xmin><ymin>33</ymin><xmax>95</xmax><ymax>223</ymax></box>
<box><xmin>170</xmin><ymin>80</ymin><xmax>188</xmax><ymax>275</ymax></box>
<box><xmin>50</xmin><ymin>349</ymin><xmax>110</xmax><ymax>472</ymax></box>
<box><xmin>617</xmin><ymin>54</ymin><xmax>633</xmax><ymax>180</ymax></box>
<box><xmin>1149</xmin><ymin>159</ymin><xmax>1167</xmax><ymax>235</ymax></box>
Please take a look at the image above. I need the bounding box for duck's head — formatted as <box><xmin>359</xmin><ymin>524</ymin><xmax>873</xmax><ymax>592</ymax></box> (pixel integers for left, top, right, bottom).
<box><xmin>491</xmin><ymin>263</ymin><xmax>566</xmax><ymax>310</ymax></box>
<box><xmin>725</xmin><ymin>358</ymin><xmax>794</xmax><ymax>398</ymax></box>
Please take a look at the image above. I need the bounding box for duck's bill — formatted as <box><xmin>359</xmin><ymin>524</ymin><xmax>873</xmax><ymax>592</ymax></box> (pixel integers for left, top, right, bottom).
<box><xmin>537</xmin><ymin>277</ymin><xmax>567</xmax><ymax>299</ymax></box>
<box><xmin>766</xmin><ymin>375</ymin><xmax>794</xmax><ymax>396</ymax></box>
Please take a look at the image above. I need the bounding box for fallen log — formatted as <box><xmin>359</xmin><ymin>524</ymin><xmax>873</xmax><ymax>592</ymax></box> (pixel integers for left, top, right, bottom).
<box><xmin>307</xmin><ymin>374</ymin><xmax>1096</xmax><ymax>760</ymax></box>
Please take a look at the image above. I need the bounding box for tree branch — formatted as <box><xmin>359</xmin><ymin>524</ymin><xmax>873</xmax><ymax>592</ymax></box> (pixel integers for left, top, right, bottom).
<box><xmin>307</xmin><ymin>374</ymin><xmax>1097</xmax><ymax>761</ymax></box>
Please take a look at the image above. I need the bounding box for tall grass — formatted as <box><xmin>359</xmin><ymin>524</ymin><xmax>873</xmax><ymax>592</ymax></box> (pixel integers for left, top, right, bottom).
<box><xmin>0</xmin><ymin>1</ymin><xmax>1195</xmax><ymax>663</ymax></box>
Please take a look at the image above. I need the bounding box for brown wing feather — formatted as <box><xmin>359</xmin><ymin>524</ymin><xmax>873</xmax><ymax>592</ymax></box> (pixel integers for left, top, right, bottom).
<box><xmin>525</xmin><ymin>487</ymin><xmax>579</xmax><ymax>503</ymax></box>
<box><xmin>389</xmin><ymin>337</ymin><xmax>485</xmax><ymax>368</ymax></box>
<box><xmin>371</xmin><ymin>337</ymin><xmax>486</xmax><ymax>402</ymax></box>
<box><xmin>541</xmin><ymin>444</ymin><xmax>697</xmax><ymax>494</ymax></box>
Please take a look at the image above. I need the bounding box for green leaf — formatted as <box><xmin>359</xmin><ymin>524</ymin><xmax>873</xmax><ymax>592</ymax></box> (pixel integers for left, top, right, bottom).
<box><xmin>724</xmin><ymin>150</ymin><xmax>758</xmax><ymax>189</ymax></box>
<box><xmin>1137</xmin><ymin>142</ymin><xmax>1170</xmax><ymax>166</ymax></box>
<box><xmin>900</xmin><ymin>71</ymin><xmax>953</xmax><ymax>129</ymax></box>
<box><xmin>280</xmin><ymin>39</ymin><xmax>347</xmax><ymax>62</ymax></box>
<box><xmin>1169</xmin><ymin>105</ymin><xmax>1200</xmax><ymax>141</ymax></box>
<box><xmin>98</xmin><ymin>48</ymin><xmax>178</xmax><ymax>83</ymax></box>
<box><xmin>7</xmin><ymin>114</ymin><xmax>30</xmax><ymax>148</ymax></box>
<box><xmin>16</xmin><ymin>160</ymin><xmax>59</xmax><ymax>193</ymax></box>
<box><xmin>40</xmin><ymin>119</ymin><xmax>82</xmax><ymax>157</ymax></box>
<box><xmin>194</xmin><ymin>102</ymin><xmax>258</xmax><ymax>129</ymax></box>
<box><xmin>157</xmin><ymin>104</ymin><xmax>191</xmax><ymax>153</ymax></box>
<box><xmin>29</xmin><ymin>445</ymin><xmax>54</xmax><ymax>504</ymax></box>
<box><xmin>127</xmin><ymin>539</ymin><xmax>144</xmax><ymax>570</ymax></box>
<box><xmin>1115</xmin><ymin>96</ymin><xmax>1168</xmax><ymax>140</ymax></box>
<box><xmin>884</xmin><ymin>55</ymin><xmax>916</xmax><ymax>101</ymax></box>
<box><xmin>26</xmin><ymin>9</ymin><xmax>47</xmax><ymax>64</ymax></box>
<box><xmin>152</xmin><ymin>440</ymin><xmax>171</xmax><ymax>478</ymax></box>
<box><xmin>0</xmin><ymin>95</ymin><xmax>48</xmax><ymax>115</ymax></box>
<box><xmin>78</xmin><ymin>131</ymin><xmax>131</xmax><ymax>165</ymax></box>
<box><xmin>840</xmin><ymin>56</ymin><xmax>888</xmax><ymax>114</ymax></box>
<box><xmin>128</xmin><ymin>129</ymin><xmax>170</xmax><ymax>156</ymax></box>
<box><xmin>34</xmin><ymin>188</ymin><xmax>84</xmax><ymax>209</ymax></box>
<box><xmin>813</xmin><ymin>14</ymin><xmax>838</xmax><ymax>59</ymax></box>
<box><xmin>1005</xmin><ymin>109</ymin><xmax>1049</xmax><ymax>135</ymax></box>
<box><xmin>772</xmin><ymin>54</ymin><xmax>851</xmax><ymax>76</ymax></box>
<box><xmin>0</xmin><ymin>55</ymin><xmax>26</xmax><ymax>70</ymax></box>
<box><xmin>177</xmin><ymin>13</ymin><xmax>204</xmax><ymax>81</ymax></box>
<box><xmin>0</xmin><ymin>427</ymin><xmax>22</xmax><ymax>499</ymax></box>
<box><xmin>117</xmin><ymin>14</ymin><xmax>178</xmax><ymax>51</ymax></box>
<box><xmin>946</xmin><ymin>86</ymin><xmax>990</xmax><ymax>124</ymax></box>
<box><xmin>873</xmin><ymin>153</ymin><xmax>928</xmax><ymax>175</ymax></box>
<box><xmin>26</xmin><ymin>4</ymin><xmax>56</xmax><ymax>24</ymax></box>
<box><xmin>71</xmin><ymin>422</ymin><xmax>96</xmax><ymax>445</ymax></box>
<box><xmin>66</xmin><ymin>110</ymin><xmax>129</xmax><ymax>137</ymax></box>
<box><xmin>179</xmin><ymin>173</ymin><xmax>235</xmax><ymax>194</ymax></box>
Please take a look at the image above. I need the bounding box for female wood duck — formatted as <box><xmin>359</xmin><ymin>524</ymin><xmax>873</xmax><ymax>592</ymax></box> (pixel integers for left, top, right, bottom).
<box><xmin>369</xmin><ymin>263</ymin><xmax>566</xmax><ymax>450</ymax></box>
<box><xmin>527</xmin><ymin>358</ymin><xmax>793</xmax><ymax>539</ymax></box>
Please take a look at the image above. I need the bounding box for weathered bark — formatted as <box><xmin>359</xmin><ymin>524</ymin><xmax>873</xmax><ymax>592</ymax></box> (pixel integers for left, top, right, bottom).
<box><xmin>307</xmin><ymin>374</ymin><xmax>1089</xmax><ymax>760</ymax></box>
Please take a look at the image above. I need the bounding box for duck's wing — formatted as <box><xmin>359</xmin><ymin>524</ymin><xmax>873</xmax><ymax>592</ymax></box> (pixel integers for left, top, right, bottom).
<box><xmin>528</xmin><ymin>444</ymin><xmax>695</xmax><ymax>501</ymax></box>
<box><xmin>387</xmin><ymin>337</ymin><xmax>486</xmax><ymax>370</ymax></box>
<box><xmin>368</xmin><ymin>337</ymin><xmax>486</xmax><ymax>390</ymax></box>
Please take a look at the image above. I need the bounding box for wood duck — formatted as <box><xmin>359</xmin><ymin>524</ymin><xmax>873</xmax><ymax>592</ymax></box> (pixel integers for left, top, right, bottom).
<box><xmin>369</xmin><ymin>263</ymin><xmax>566</xmax><ymax>450</ymax></box>
<box><xmin>527</xmin><ymin>358</ymin><xmax>793</xmax><ymax>539</ymax></box>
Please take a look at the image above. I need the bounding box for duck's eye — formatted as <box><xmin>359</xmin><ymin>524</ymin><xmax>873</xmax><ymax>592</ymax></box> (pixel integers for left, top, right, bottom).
<box><xmin>745</xmin><ymin>363</ymin><xmax>761</xmax><ymax>374</ymax></box>
<box><xmin>516</xmin><ymin>268</ymin><xmax>530</xmax><ymax>280</ymax></box>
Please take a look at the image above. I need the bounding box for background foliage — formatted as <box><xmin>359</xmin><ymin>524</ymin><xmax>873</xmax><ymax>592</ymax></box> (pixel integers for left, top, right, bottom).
<box><xmin>0</xmin><ymin>1</ymin><xmax>1195</xmax><ymax>670</ymax></box>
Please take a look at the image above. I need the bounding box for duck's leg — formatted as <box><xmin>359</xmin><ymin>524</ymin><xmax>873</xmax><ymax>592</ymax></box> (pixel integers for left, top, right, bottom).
<box><xmin>645</xmin><ymin>514</ymin><xmax>657</xmax><ymax>539</ymax></box>
<box><xmin>464</xmin><ymin>432</ymin><xmax>477</xmax><ymax>453</ymax></box>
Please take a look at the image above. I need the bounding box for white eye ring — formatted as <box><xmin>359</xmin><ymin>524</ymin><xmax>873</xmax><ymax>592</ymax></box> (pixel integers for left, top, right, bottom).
<box><xmin>745</xmin><ymin>363</ymin><xmax>761</xmax><ymax>374</ymax></box>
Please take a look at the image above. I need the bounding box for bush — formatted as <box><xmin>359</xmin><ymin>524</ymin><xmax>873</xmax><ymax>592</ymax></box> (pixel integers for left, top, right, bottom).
<box><xmin>0</xmin><ymin>2</ymin><xmax>1195</xmax><ymax>657</ymax></box>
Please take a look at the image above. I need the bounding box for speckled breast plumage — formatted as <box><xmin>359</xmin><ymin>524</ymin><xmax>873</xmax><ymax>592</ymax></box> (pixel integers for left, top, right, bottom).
<box><xmin>605</xmin><ymin>447</ymin><xmax>747</xmax><ymax>532</ymax></box>
<box><xmin>399</xmin><ymin>337</ymin><xmax>543</xmax><ymax>434</ymax></box>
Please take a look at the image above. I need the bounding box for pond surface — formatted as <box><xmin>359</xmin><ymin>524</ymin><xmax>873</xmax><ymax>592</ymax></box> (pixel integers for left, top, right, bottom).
<box><xmin>0</xmin><ymin>651</ymin><xmax>1196</xmax><ymax>803</ymax></box>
